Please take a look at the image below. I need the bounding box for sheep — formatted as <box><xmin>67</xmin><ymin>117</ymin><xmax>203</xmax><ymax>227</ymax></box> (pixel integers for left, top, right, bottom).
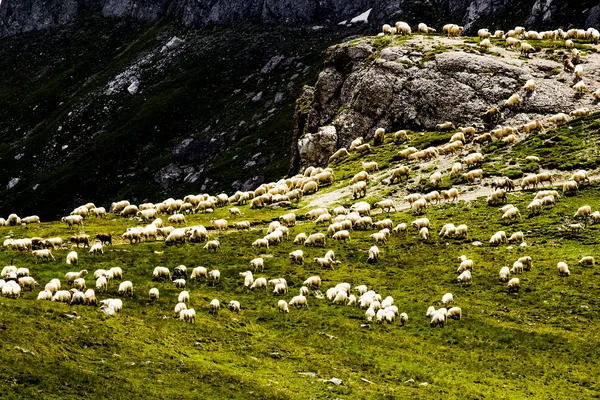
<box><xmin>293</xmin><ymin>233</ymin><xmax>307</xmax><ymax>245</ymax></box>
<box><xmin>227</xmin><ymin>300</ymin><xmax>241</xmax><ymax>313</ymax></box>
<box><xmin>84</xmin><ymin>289</ymin><xmax>97</xmax><ymax>306</ymax></box>
<box><xmin>448</xmin><ymin>25</ymin><xmax>463</xmax><ymax>38</ymax></box>
<box><xmin>504</xmin><ymin>93</ymin><xmax>522</xmax><ymax>108</ymax></box>
<box><xmin>520</xmin><ymin>42</ymin><xmax>535</xmax><ymax>57</ymax></box>
<box><xmin>61</xmin><ymin>215</ymin><xmax>84</xmax><ymax>228</ymax></box>
<box><xmin>288</xmin><ymin>249</ymin><xmax>304</xmax><ymax>265</ymax></box>
<box><xmin>574</xmin><ymin>205</ymin><xmax>592</xmax><ymax>222</ymax></box>
<box><xmin>314</xmin><ymin>257</ymin><xmax>340</xmax><ymax>270</ymax></box>
<box><xmin>570</xmin><ymin>170</ymin><xmax>590</xmax><ymax>184</ymax></box>
<box><xmin>304</xmin><ymin>233</ymin><xmax>326</xmax><ymax>247</ymax></box>
<box><xmin>362</xmin><ymin>161</ymin><xmax>379</xmax><ymax>173</ymax></box>
<box><xmin>578</xmin><ymin>256</ymin><xmax>595</xmax><ymax>266</ymax></box>
<box><xmin>411</xmin><ymin>198</ymin><xmax>427</xmax><ymax>215</ymax></box>
<box><xmin>72</xmin><ymin>277</ymin><xmax>86</xmax><ymax>291</ymax></box>
<box><xmin>520</xmin><ymin>79</ymin><xmax>535</xmax><ymax>93</ymax></box>
<box><xmin>569</xmin><ymin>223</ymin><xmax>585</xmax><ymax>234</ymax></box>
<box><xmin>303</xmin><ymin>276</ymin><xmax>321</xmax><ymax>288</ymax></box>
<box><xmin>51</xmin><ymin>289</ymin><xmax>70</xmax><ymax>303</ymax></box>
<box><xmin>489</xmin><ymin>231</ymin><xmax>507</xmax><ymax>246</ymax></box>
<box><xmin>37</xmin><ymin>289</ymin><xmax>53</xmax><ymax>301</ymax></box>
<box><xmin>557</xmin><ymin>262</ymin><xmax>570</xmax><ymax>277</ymax></box>
<box><xmin>173</xmin><ymin>279</ymin><xmax>186</xmax><ymax>289</ymax></box>
<box><xmin>573</xmin><ymin>81</ymin><xmax>587</xmax><ymax>93</ymax></box>
<box><xmin>457</xmin><ymin>270</ymin><xmax>472</xmax><ymax>285</ymax></box>
<box><xmin>430</xmin><ymin>312</ymin><xmax>446</xmax><ymax>328</ymax></box>
<box><xmin>354</xmin><ymin>143</ymin><xmax>371</xmax><ymax>154</ymax></box>
<box><xmin>179</xmin><ymin>308</ymin><xmax>196</xmax><ymax>324</ymax></box>
<box><xmin>511</xmin><ymin>261</ymin><xmax>524</xmax><ymax>274</ymax></box>
<box><xmin>332</xmin><ymin>230</ymin><xmax>351</xmax><ymax>242</ymax></box>
<box><xmin>203</xmin><ymin>240</ymin><xmax>221</xmax><ymax>252</ymax></box>
<box><xmin>148</xmin><ymin>287</ymin><xmax>160</xmax><ymax>301</ymax></box>
<box><xmin>91</xmin><ymin>206</ymin><xmax>108</xmax><ymax>218</ymax></box>
<box><xmin>487</xmin><ymin>189</ymin><xmax>507</xmax><ymax>206</ymax></box>
<box><xmin>32</xmin><ymin>249</ymin><xmax>55</xmax><ymax>264</ymax></box>
<box><xmin>329</xmin><ymin>148</ymin><xmax>350</xmax><ymax>163</ymax></box>
<box><xmin>65</xmin><ymin>270</ymin><xmax>88</xmax><ymax>286</ymax></box>
<box><xmin>571</xmin><ymin>108</ymin><xmax>590</xmax><ymax>118</ymax></box>
<box><xmin>399</xmin><ymin>147</ymin><xmax>418</xmax><ymax>158</ymax></box>
<box><xmin>521</xmin><ymin>119</ymin><xmax>543</xmax><ymax>134</ymax></box>
<box><xmin>117</xmin><ymin>281</ymin><xmax>133</xmax><ymax>297</ymax></box>
<box><xmin>277</xmin><ymin>299</ymin><xmax>290</xmax><ymax>313</ymax></box>
<box><xmin>508</xmin><ymin>232</ymin><xmax>524</xmax><ymax>243</ymax></box>
<box><xmin>289</xmin><ymin>295</ymin><xmax>308</xmax><ymax>309</ymax></box>
<box><xmin>207</xmin><ymin>299</ymin><xmax>221</xmax><ymax>314</ymax></box>
<box><xmin>502</xmin><ymin>207</ymin><xmax>522</xmax><ymax>221</ymax></box>
<box><xmin>18</xmin><ymin>276</ymin><xmax>38</xmax><ymax>291</ymax></box>
<box><xmin>367</xmin><ymin>246</ymin><xmax>380</xmax><ymax>263</ymax></box>
<box><xmin>208</xmin><ymin>270</ymin><xmax>220</xmax><ymax>283</ymax></box>
<box><xmin>374</xmin><ymin>199</ymin><xmax>396</xmax><ymax>213</ymax></box>
<box><xmin>250</xmin><ymin>257</ymin><xmax>265</xmax><ymax>272</ymax></box>
<box><xmin>16</xmin><ymin>268</ymin><xmax>29</xmax><ymax>278</ymax></box>
<box><xmin>457</xmin><ymin>259</ymin><xmax>473</xmax><ymax>273</ymax></box>
<box><xmin>437</xmin><ymin>121</ymin><xmax>455</xmax><ymax>130</ymax></box>
<box><xmin>563</xmin><ymin>180</ymin><xmax>579</xmax><ymax>195</ymax></box>
<box><xmin>395</xmin><ymin>21</ymin><xmax>411</xmax><ymax>35</ymax></box>
<box><xmin>393</xmin><ymin>223</ymin><xmax>407</xmax><ymax>235</ymax></box>
<box><xmin>463</xmin><ymin>169</ymin><xmax>483</xmax><ymax>183</ymax></box>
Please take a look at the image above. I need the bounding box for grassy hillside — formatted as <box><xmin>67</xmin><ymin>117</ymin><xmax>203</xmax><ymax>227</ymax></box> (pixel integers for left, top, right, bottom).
<box><xmin>2</xmin><ymin>111</ymin><xmax>600</xmax><ymax>398</ymax></box>
<box><xmin>0</xmin><ymin>11</ymin><xmax>362</xmax><ymax>220</ymax></box>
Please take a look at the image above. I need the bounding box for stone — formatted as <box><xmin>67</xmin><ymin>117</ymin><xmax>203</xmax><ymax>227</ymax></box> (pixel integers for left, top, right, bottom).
<box><xmin>297</xmin><ymin>125</ymin><xmax>337</xmax><ymax>170</ymax></box>
<box><xmin>127</xmin><ymin>80</ymin><xmax>139</xmax><ymax>95</ymax></box>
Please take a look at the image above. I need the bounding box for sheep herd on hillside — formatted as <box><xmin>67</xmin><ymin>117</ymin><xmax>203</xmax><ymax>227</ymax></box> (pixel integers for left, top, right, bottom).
<box><xmin>1</xmin><ymin>21</ymin><xmax>600</xmax><ymax>329</ymax></box>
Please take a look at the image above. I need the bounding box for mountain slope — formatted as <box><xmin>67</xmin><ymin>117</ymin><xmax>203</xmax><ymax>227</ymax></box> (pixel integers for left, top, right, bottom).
<box><xmin>0</xmin><ymin>12</ymin><xmax>362</xmax><ymax>219</ymax></box>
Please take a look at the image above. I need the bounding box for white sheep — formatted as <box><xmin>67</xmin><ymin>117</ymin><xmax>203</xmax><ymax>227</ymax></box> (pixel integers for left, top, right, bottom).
<box><xmin>203</xmin><ymin>240</ymin><xmax>221</xmax><ymax>252</ymax></box>
<box><xmin>118</xmin><ymin>281</ymin><xmax>133</xmax><ymax>297</ymax></box>
<box><xmin>229</xmin><ymin>300</ymin><xmax>241</xmax><ymax>313</ymax></box>
<box><xmin>457</xmin><ymin>270</ymin><xmax>472</xmax><ymax>285</ymax></box>
<box><xmin>303</xmin><ymin>276</ymin><xmax>321</xmax><ymax>288</ymax></box>
<box><xmin>153</xmin><ymin>266</ymin><xmax>171</xmax><ymax>280</ymax></box>
<box><xmin>179</xmin><ymin>308</ymin><xmax>196</xmax><ymax>323</ymax></box>
<box><xmin>289</xmin><ymin>295</ymin><xmax>308</xmax><ymax>309</ymax></box>
<box><xmin>149</xmin><ymin>288</ymin><xmax>160</xmax><ymax>301</ymax></box>
<box><xmin>368</xmin><ymin>246</ymin><xmax>380</xmax><ymax>263</ymax></box>
<box><xmin>507</xmin><ymin>277</ymin><xmax>520</xmax><ymax>293</ymax></box>
<box><xmin>448</xmin><ymin>307</ymin><xmax>462</xmax><ymax>320</ymax></box>
<box><xmin>499</xmin><ymin>266</ymin><xmax>510</xmax><ymax>282</ymax></box>
<box><xmin>173</xmin><ymin>279</ymin><xmax>186</xmax><ymax>289</ymax></box>
<box><xmin>208</xmin><ymin>270</ymin><xmax>220</xmax><ymax>283</ymax></box>
<box><xmin>557</xmin><ymin>262</ymin><xmax>570</xmax><ymax>277</ymax></box>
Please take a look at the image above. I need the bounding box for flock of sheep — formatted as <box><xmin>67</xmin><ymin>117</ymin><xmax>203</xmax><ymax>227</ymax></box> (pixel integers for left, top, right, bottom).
<box><xmin>1</xmin><ymin>21</ymin><xmax>600</xmax><ymax>330</ymax></box>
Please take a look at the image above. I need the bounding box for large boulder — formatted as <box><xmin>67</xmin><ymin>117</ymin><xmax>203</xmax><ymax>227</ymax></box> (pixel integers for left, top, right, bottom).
<box><xmin>297</xmin><ymin>125</ymin><xmax>338</xmax><ymax>170</ymax></box>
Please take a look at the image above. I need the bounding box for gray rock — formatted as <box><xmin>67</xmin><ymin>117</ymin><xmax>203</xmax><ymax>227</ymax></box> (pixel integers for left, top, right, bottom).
<box><xmin>127</xmin><ymin>80</ymin><xmax>139</xmax><ymax>95</ymax></box>
<box><xmin>251</xmin><ymin>92</ymin><xmax>263</xmax><ymax>103</ymax></box>
<box><xmin>164</xmin><ymin>36</ymin><xmax>185</xmax><ymax>51</ymax></box>
<box><xmin>154</xmin><ymin>163</ymin><xmax>182</xmax><ymax>190</ymax></box>
<box><xmin>329</xmin><ymin>377</ymin><xmax>343</xmax><ymax>385</ymax></box>
<box><xmin>297</xmin><ymin>125</ymin><xmax>337</xmax><ymax>170</ymax></box>
<box><xmin>6</xmin><ymin>177</ymin><xmax>20</xmax><ymax>190</ymax></box>
<box><xmin>472</xmin><ymin>241</ymin><xmax>484</xmax><ymax>247</ymax></box>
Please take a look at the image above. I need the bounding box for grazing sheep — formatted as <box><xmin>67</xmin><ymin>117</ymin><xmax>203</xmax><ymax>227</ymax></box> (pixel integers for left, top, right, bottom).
<box><xmin>209</xmin><ymin>299</ymin><xmax>221</xmax><ymax>314</ymax></box>
<box><xmin>289</xmin><ymin>250</ymin><xmax>304</xmax><ymax>265</ymax></box>
<box><xmin>499</xmin><ymin>266</ymin><xmax>510</xmax><ymax>282</ymax></box>
<box><xmin>84</xmin><ymin>289</ymin><xmax>97</xmax><ymax>305</ymax></box>
<box><xmin>208</xmin><ymin>270</ymin><xmax>220</xmax><ymax>283</ymax></box>
<box><xmin>173</xmin><ymin>279</ymin><xmax>186</xmax><ymax>289</ymax></box>
<box><xmin>368</xmin><ymin>246</ymin><xmax>380</xmax><ymax>263</ymax></box>
<box><xmin>203</xmin><ymin>240</ymin><xmax>221</xmax><ymax>252</ymax></box>
<box><xmin>118</xmin><ymin>281</ymin><xmax>133</xmax><ymax>297</ymax></box>
<box><xmin>179</xmin><ymin>308</ymin><xmax>196</xmax><ymax>324</ymax></box>
<box><xmin>277</xmin><ymin>299</ymin><xmax>290</xmax><ymax>313</ymax></box>
<box><xmin>149</xmin><ymin>288</ymin><xmax>160</xmax><ymax>301</ymax></box>
<box><xmin>329</xmin><ymin>148</ymin><xmax>350</xmax><ymax>163</ymax></box>
<box><xmin>574</xmin><ymin>205</ymin><xmax>592</xmax><ymax>221</ymax></box>
<box><xmin>430</xmin><ymin>313</ymin><xmax>446</xmax><ymax>328</ymax></box>
<box><xmin>457</xmin><ymin>270</ymin><xmax>472</xmax><ymax>285</ymax></box>
<box><xmin>32</xmin><ymin>249</ymin><xmax>55</xmax><ymax>264</ymax></box>
<box><xmin>289</xmin><ymin>295</ymin><xmax>308</xmax><ymax>309</ymax></box>
<box><xmin>579</xmin><ymin>256</ymin><xmax>595</xmax><ymax>266</ymax></box>
<box><xmin>229</xmin><ymin>300</ymin><xmax>241</xmax><ymax>313</ymax></box>
<box><xmin>441</xmin><ymin>293</ymin><xmax>454</xmax><ymax>305</ymax></box>
<box><xmin>508</xmin><ymin>232</ymin><xmax>524</xmax><ymax>243</ymax></box>
<box><xmin>305</xmin><ymin>233</ymin><xmax>326</xmax><ymax>247</ymax></box>
<box><xmin>557</xmin><ymin>262</ymin><xmax>570</xmax><ymax>277</ymax></box>
<box><xmin>250</xmin><ymin>257</ymin><xmax>265</xmax><ymax>272</ymax></box>
<box><xmin>303</xmin><ymin>276</ymin><xmax>321</xmax><ymax>288</ymax></box>
<box><xmin>153</xmin><ymin>266</ymin><xmax>171</xmax><ymax>281</ymax></box>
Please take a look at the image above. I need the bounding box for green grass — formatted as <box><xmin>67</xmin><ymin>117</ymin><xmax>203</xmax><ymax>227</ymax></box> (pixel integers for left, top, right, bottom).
<box><xmin>3</xmin><ymin>138</ymin><xmax>600</xmax><ymax>398</ymax></box>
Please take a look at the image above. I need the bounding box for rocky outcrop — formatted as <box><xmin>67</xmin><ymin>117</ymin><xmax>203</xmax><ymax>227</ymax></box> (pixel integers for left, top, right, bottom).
<box><xmin>291</xmin><ymin>36</ymin><xmax>600</xmax><ymax>170</ymax></box>
<box><xmin>297</xmin><ymin>125</ymin><xmax>338</xmax><ymax>170</ymax></box>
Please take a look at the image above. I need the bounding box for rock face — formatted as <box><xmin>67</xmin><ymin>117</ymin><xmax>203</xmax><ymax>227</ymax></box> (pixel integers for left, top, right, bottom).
<box><xmin>0</xmin><ymin>0</ymin><xmax>372</xmax><ymax>37</ymax></box>
<box><xmin>291</xmin><ymin>35</ymin><xmax>600</xmax><ymax>170</ymax></box>
<box><xmin>297</xmin><ymin>125</ymin><xmax>338</xmax><ymax>170</ymax></box>
<box><xmin>2</xmin><ymin>0</ymin><xmax>599</xmax><ymax>38</ymax></box>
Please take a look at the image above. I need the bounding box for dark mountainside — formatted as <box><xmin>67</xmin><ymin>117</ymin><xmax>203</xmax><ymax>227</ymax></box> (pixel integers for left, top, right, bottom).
<box><xmin>0</xmin><ymin>0</ymin><xmax>599</xmax><ymax>218</ymax></box>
